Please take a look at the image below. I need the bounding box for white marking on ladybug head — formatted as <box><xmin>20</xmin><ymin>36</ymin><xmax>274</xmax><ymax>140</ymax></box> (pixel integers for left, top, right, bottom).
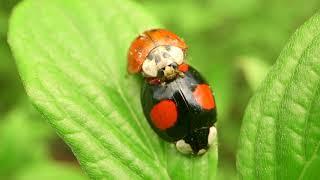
<box><xmin>141</xmin><ymin>58</ymin><xmax>157</xmax><ymax>77</ymax></box>
<box><xmin>197</xmin><ymin>149</ymin><xmax>207</xmax><ymax>155</ymax></box>
<box><xmin>208</xmin><ymin>126</ymin><xmax>217</xmax><ymax>146</ymax></box>
<box><xmin>176</xmin><ymin>139</ymin><xmax>193</xmax><ymax>154</ymax></box>
<box><xmin>142</xmin><ymin>45</ymin><xmax>184</xmax><ymax>77</ymax></box>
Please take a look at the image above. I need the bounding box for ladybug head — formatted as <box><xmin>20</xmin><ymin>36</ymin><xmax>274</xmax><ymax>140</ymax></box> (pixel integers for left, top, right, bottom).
<box><xmin>175</xmin><ymin>126</ymin><xmax>217</xmax><ymax>155</ymax></box>
<box><xmin>141</xmin><ymin>45</ymin><xmax>185</xmax><ymax>80</ymax></box>
<box><xmin>127</xmin><ymin>29</ymin><xmax>188</xmax><ymax>80</ymax></box>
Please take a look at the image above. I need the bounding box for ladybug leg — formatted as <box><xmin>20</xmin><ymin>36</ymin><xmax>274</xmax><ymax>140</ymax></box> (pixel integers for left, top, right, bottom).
<box><xmin>176</xmin><ymin>69</ymin><xmax>185</xmax><ymax>78</ymax></box>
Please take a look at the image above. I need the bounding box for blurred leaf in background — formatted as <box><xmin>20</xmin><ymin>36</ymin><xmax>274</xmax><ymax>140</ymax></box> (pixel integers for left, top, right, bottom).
<box><xmin>235</xmin><ymin>56</ymin><xmax>270</xmax><ymax>91</ymax></box>
<box><xmin>15</xmin><ymin>163</ymin><xmax>87</xmax><ymax>180</ymax></box>
<box><xmin>0</xmin><ymin>0</ymin><xmax>23</xmax><ymax>113</ymax></box>
<box><xmin>0</xmin><ymin>101</ymin><xmax>52</xmax><ymax>177</ymax></box>
<box><xmin>0</xmin><ymin>100</ymin><xmax>87</xmax><ymax>179</ymax></box>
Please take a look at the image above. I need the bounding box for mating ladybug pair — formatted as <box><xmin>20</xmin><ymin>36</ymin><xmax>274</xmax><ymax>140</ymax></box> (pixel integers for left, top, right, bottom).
<box><xmin>127</xmin><ymin>29</ymin><xmax>217</xmax><ymax>155</ymax></box>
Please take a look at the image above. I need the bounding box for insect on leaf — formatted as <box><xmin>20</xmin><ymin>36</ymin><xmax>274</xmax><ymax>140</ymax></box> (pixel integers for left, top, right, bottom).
<box><xmin>8</xmin><ymin>0</ymin><xmax>218</xmax><ymax>179</ymax></box>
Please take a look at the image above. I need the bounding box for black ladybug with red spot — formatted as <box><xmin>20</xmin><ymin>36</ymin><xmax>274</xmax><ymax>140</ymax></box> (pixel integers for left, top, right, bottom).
<box><xmin>128</xmin><ymin>29</ymin><xmax>217</xmax><ymax>155</ymax></box>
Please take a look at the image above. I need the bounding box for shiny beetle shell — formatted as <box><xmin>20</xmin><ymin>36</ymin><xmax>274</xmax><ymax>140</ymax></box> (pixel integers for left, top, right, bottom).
<box><xmin>141</xmin><ymin>66</ymin><xmax>217</xmax><ymax>154</ymax></box>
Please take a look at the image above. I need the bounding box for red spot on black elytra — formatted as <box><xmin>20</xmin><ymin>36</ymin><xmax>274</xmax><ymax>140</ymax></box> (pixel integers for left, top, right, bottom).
<box><xmin>193</xmin><ymin>84</ymin><xmax>215</xmax><ymax>110</ymax></box>
<box><xmin>178</xmin><ymin>63</ymin><xmax>189</xmax><ymax>72</ymax></box>
<box><xmin>150</xmin><ymin>100</ymin><xmax>178</xmax><ymax>130</ymax></box>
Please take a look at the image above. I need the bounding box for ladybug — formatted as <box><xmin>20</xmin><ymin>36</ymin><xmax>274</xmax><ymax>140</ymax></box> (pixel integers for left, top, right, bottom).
<box><xmin>128</xmin><ymin>29</ymin><xmax>217</xmax><ymax>155</ymax></box>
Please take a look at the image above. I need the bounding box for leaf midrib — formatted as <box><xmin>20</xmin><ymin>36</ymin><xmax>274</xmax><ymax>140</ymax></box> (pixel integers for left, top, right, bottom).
<box><xmin>302</xmin><ymin>69</ymin><xmax>320</xmax><ymax>161</ymax></box>
<box><xmin>298</xmin><ymin>141</ymin><xmax>320</xmax><ymax>180</ymax></box>
<box><xmin>298</xmin><ymin>79</ymin><xmax>320</xmax><ymax>179</ymax></box>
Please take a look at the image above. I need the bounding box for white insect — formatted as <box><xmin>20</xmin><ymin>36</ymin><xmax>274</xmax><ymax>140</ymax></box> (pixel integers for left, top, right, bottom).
<box><xmin>142</xmin><ymin>45</ymin><xmax>184</xmax><ymax>77</ymax></box>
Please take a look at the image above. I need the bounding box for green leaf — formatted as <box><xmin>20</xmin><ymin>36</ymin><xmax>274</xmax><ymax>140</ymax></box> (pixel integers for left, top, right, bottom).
<box><xmin>142</xmin><ymin>0</ymin><xmax>258</xmax><ymax>34</ymax></box>
<box><xmin>15</xmin><ymin>162</ymin><xmax>87</xmax><ymax>180</ymax></box>
<box><xmin>8</xmin><ymin>0</ymin><xmax>218</xmax><ymax>179</ymax></box>
<box><xmin>0</xmin><ymin>100</ymin><xmax>53</xmax><ymax>177</ymax></box>
<box><xmin>237</xmin><ymin>12</ymin><xmax>320</xmax><ymax>179</ymax></box>
<box><xmin>0</xmin><ymin>40</ymin><xmax>24</xmax><ymax>112</ymax></box>
<box><xmin>0</xmin><ymin>11</ymin><xmax>8</xmax><ymax>36</ymax></box>
<box><xmin>235</xmin><ymin>56</ymin><xmax>270</xmax><ymax>91</ymax></box>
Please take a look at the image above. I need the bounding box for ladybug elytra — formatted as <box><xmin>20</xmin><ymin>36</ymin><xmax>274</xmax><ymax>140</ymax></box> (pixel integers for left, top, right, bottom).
<box><xmin>128</xmin><ymin>29</ymin><xmax>217</xmax><ymax>155</ymax></box>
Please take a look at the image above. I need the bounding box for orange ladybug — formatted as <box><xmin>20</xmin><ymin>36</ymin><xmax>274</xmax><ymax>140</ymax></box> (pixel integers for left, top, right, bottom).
<box><xmin>127</xmin><ymin>29</ymin><xmax>217</xmax><ymax>155</ymax></box>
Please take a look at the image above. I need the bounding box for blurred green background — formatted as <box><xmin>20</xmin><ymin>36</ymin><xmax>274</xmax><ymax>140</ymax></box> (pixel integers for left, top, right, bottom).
<box><xmin>1</xmin><ymin>0</ymin><xmax>319</xmax><ymax>179</ymax></box>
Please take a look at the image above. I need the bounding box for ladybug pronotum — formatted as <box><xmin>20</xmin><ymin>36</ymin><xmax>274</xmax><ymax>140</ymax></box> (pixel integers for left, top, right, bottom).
<box><xmin>128</xmin><ymin>29</ymin><xmax>217</xmax><ymax>155</ymax></box>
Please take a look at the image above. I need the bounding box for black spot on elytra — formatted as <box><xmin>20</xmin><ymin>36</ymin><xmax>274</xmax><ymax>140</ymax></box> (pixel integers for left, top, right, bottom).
<box><xmin>163</xmin><ymin>52</ymin><xmax>170</xmax><ymax>58</ymax></box>
<box><xmin>155</xmin><ymin>54</ymin><xmax>161</xmax><ymax>63</ymax></box>
<box><xmin>147</xmin><ymin>53</ymin><xmax>154</xmax><ymax>60</ymax></box>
